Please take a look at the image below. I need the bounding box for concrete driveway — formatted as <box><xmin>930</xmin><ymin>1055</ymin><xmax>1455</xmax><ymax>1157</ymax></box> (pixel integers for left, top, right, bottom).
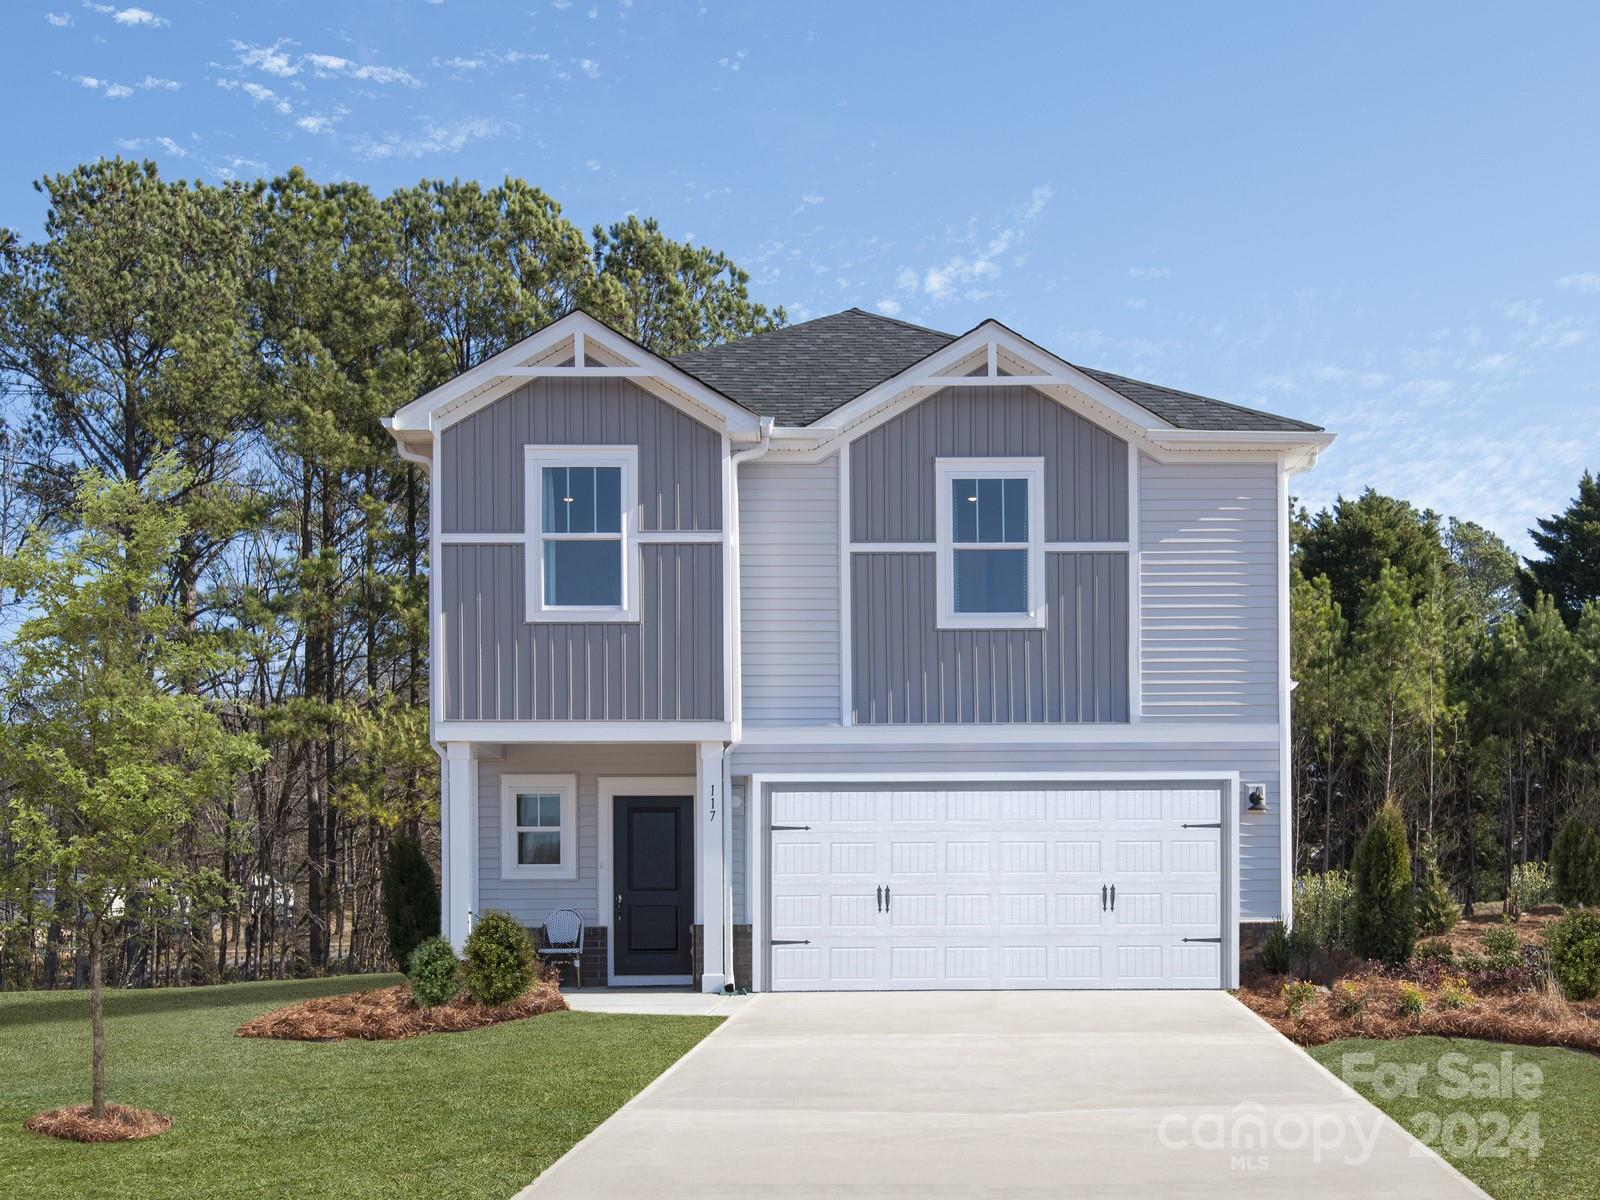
<box><xmin>520</xmin><ymin>992</ymin><xmax>1486</xmax><ymax>1199</ymax></box>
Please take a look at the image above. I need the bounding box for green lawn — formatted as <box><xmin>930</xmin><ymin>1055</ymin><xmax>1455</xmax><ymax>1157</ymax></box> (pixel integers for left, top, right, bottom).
<box><xmin>0</xmin><ymin>975</ymin><xmax>721</xmax><ymax>1200</ymax></box>
<box><xmin>1309</xmin><ymin>1037</ymin><xmax>1600</xmax><ymax>1200</ymax></box>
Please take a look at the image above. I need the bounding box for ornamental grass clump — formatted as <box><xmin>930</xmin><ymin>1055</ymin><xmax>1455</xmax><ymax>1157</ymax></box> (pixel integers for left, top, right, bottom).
<box><xmin>406</xmin><ymin>937</ymin><xmax>460</xmax><ymax>1008</ymax></box>
<box><xmin>462</xmin><ymin>911</ymin><xmax>536</xmax><ymax>1005</ymax></box>
<box><xmin>1397</xmin><ymin>983</ymin><xmax>1426</xmax><ymax>1017</ymax></box>
<box><xmin>1437</xmin><ymin>973</ymin><xmax>1473</xmax><ymax>1010</ymax></box>
<box><xmin>1350</xmin><ymin>802</ymin><xmax>1415</xmax><ymax>966</ymax></box>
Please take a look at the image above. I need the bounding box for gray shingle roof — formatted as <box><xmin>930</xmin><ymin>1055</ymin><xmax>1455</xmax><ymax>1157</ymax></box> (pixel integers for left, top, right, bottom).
<box><xmin>670</xmin><ymin>307</ymin><xmax>1322</xmax><ymax>433</ymax></box>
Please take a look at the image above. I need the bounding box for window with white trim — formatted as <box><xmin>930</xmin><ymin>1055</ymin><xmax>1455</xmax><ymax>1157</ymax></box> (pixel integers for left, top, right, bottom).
<box><xmin>935</xmin><ymin>458</ymin><xmax>1047</xmax><ymax>630</ymax></box>
<box><xmin>500</xmin><ymin>774</ymin><xmax>578</xmax><ymax>880</ymax></box>
<box><xmin>524</xmin><ymin>446</ymin><xmax>638</xmax><ymax>622</ymax></box>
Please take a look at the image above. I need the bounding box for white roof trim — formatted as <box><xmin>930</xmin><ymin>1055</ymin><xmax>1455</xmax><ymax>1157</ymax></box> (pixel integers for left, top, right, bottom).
<box><xmin>387</xmin><ymin>310</ymin><xmax>761</xmax><ymax>438</ymax></box>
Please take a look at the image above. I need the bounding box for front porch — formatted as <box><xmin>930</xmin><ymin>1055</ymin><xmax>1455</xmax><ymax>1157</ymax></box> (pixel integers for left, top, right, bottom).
<box><xmin>438</xmin><ymin>739</ymin><xmax>747</xmax><ymax>994</ymax></box>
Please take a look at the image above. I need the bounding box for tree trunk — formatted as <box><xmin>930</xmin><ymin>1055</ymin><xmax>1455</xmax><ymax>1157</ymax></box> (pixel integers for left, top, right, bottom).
<box><xmin>89</xmin><ymin>918</ymin><xmax>106</xmax><ymax>1118</ymax></box>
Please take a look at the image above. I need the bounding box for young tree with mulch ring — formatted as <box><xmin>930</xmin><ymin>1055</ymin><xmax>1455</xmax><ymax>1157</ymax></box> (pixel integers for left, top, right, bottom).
<box><xmin>1350</xmin><ymin>801</ymin><xmax>1416</xmax><ymax>966</ymax></box>
<box><xmin>0</xmin><ymin>460</ymin><xmax>266</xmax><ymax>1139</ymax></box>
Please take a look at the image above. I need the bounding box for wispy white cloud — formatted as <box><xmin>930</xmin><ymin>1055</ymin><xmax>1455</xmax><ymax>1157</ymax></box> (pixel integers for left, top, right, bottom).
<box><xmin>216</xmin><ymin>78</ymin><xmax>292</xmax><ymax>114</ymax></box>
<box><xmin>1129</xmin><ymin>265</ymin><xmax>1170</xmax><ymax>280</ymax></box>
<box><xmin>1556</xmin><ymin>272</ymin><xmax>1600</xmax><ymax>293</ymax></box>
<box><xmin>65</xmin><ymin>73</ymin><xmax>134</xmax><ymax>98</ymax></box>
<box><xmin>296</xmin><ymin>114</ymin><xmax>336</xmax><ymax>134</ymax></box>
<box><xmin>577</xmin><ymin>58</ymin><xmax>600</xmax><ymax>78</ymax></box>
<box><xmin>892</xmin><ymin>183</ymin><xmax>1056</xmax><ymax>304</ymax></box>
<box><xmin>303</xmin><ymin>53</ymin><xmax>421</xmax><ymax>85</ymax></box>
<box><xmin>718</xmin><ymin>49</ymin><xmax>748</xmax><ymax>71</ymax></box>
<box><xmin>46</xmin><ymin>11</ymin><xmax>73</xmax><ymax>26</ymax></box>
<box><xmin>138</xmin><ymin>75</ymin><xmax>180</xmax><ymax>90</ymax></box>
<box><xmin>583</xmin><ymin>158</ymin><xmax>601</xmax><ymax>171</ymax></box>
<box><xmin>111</xmin><ymin>6</ymin><xmax>166</xmax><ymax>26</ymax></box>
<box><xmin>434</xmin><ymin>55</ymin><xmax>483</xmax><ymax>70</ymax></box>
<box><xmin>231</xmin><ymin>39</ymin><xmax>297</xmax><ymax>77</ymax></box>
<box><xmin>352</xmin><ymin>115</ymin><xmax>515</xmax><ymax>160</ymax></box>
<box><xmin>875</xmin><ymin>298</ymin><xmax>902</xmax><ymax>316</ymax></box>
<box><xmin>118</xmin><ymin>134</ymin><xmax>187</xmax><ymax>157</ymax></box>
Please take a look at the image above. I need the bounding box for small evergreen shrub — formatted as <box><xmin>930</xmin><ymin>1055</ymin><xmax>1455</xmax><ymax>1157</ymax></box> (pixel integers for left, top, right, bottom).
<box><xmin>1545</xmin><ymin>909</ymin><xmax>1600</xmax><ymax>1001</ymax></box>
<box><xmin>1282</xmin><ymin>980</ymin><xmax>1318</xmax><ymax>1017</ymax></box>
<box><xmin>1293</xmin><ymin>870</ymin><xmax>1355</xmax><ymax>950</ymax></box>
<box><xmin>462</xmin><ymin>910</ymin><xmax>536</xmax><ymax>1005</ymax></box>
<box><xmin>1507</xmin><ymin>861</ymin><xmax>1553</xmax><ymax>915</ymax></box>
<box><xmin>1415</xmin><ymin>939</ymin><xmax>1455</xmax><ymax>966</ymax></box>
<box><xmin>1333</xmin><ymin>980</ymin><xmax>1366</xmax><ymax>1017</ymax></box>
<box><xmin>1257</xmin><ymin>922</ymin><xmax>1292</xmax><ymax>975</ymax></box>
<box><xmin>1550</xmin><ymin>819</ymin><xmax>1600</xmax><ymax>908</ymax></box>
<box><xmin>1481</xmin><ymin>923</ymin><xmax>1521</xmax><ymax>971</ymax></box>
<box><xmin>382</xmin><ymin>832</ymin><xmax>441</xmax><ymax>971</ymax></box>
<box><xmin>1398</xmin><ymin>983</ymin><xmax>1426</xmax><ymax>1016</ymax></box>
<box><xmin>406</xmin><ymin>936</ymin><xmax>460</xmax><ymax>1008</ymax></box>
<box><xmin>1350</xmin><ymin>802</ymin><xmax>1415</xmax><ymax>965</ymax></box>
<box><xmin>1437</xmin><ymin>973</ymin><xmax>1473</xmax><ymax>1010</ymax></box>
<box><xmin>1415</xmin><ymin>846</ymin><xmax>1459</xmax><ymax>938</ymax></box>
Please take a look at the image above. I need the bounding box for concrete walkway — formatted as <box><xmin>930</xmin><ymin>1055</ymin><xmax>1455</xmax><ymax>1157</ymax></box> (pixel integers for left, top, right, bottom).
<box><xmin>560</xmin><ymin>988</ymin><xmax>748</xmax><ymax>1017</ymax></box>
<box><xmin>520</xmin><ymin>991</ymin><xmax>1487</xmax><ymax>1199</ymax></box>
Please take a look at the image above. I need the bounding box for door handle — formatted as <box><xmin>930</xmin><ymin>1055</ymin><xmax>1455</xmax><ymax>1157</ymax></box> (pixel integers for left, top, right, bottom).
<box><xmin>1101</xmin><ymin>884</ymin><xmax>1107</xmax><ymax>912</ymax></box>
<box><xmin>1110</xmin><ymin>885</ymin><xmax>1116</xmax><ymax>912</ymax></box>
<box><xmin>876</xmin><ymin>886</ymin><xmax>883</xmax><ymax>913</ymax></box>
<box><xmin>615</xmin><ymin>893</ymin><xmax>623</xmax><ymax>922</ymax></box>
<box><xmin>884</xmin><ymin>886</ymin><xmax>891</xmax><ymax>912</ymax></box>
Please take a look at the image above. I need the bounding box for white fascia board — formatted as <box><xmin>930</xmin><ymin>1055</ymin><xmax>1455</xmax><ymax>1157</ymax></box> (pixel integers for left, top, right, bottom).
<box><xmin>435</xmin><ymin>719</ymin><xmax>734</xmax><ymax>743</ymax></box>
<box><xmin>1144</xmin><ymin>429</ymin><xmax>1336</xmax><ymax>455</ymax></box>
<box><xmin>736</xmin><ymin>721</ymin><xmax>1281</xmax><ymax>746</ymax></box>
<box><xmin>388</xmin><ymin>310</ymin><xmax>761</xmax><ymax>437</ymax></box>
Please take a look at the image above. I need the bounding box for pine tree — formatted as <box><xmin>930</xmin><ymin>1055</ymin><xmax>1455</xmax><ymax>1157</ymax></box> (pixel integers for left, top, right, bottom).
<box><xmin>1351</xmin><ymin>802</ymin><xmax>1416</xmax><ymax>964</ymax></box>
<box><xmin>1522</xmin><ymin>471</ymin><xmax>1600</xmax><ymax>625</ymax></box>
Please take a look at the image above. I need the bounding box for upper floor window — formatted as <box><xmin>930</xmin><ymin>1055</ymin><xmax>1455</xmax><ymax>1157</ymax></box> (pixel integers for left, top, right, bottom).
<box><xmin>935</xmin><ymin>458</ymin><xmax>1046</xmax><ymax>630</ymax></box>
<box><xmin>525</xmin><ymin>446</ymin><xmax>639</xmax><ymax>622</ymax></box>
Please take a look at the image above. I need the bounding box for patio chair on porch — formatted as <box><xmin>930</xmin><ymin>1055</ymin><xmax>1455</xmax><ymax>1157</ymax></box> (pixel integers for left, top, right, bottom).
<box><xmin>540</xmin><ymin>908</ymin><xmax>585</xmax><ymax>987</ymax></box>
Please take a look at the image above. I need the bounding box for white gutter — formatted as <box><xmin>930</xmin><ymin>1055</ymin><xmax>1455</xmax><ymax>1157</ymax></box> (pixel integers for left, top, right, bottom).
<box><xmin>718</xmin><ymin>416</ymin><xmax>774</xmax><ymax>989</ymax></box>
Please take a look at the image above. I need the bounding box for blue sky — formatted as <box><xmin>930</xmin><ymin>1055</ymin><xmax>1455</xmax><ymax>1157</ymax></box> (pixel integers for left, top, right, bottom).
<box><xmin>7</xmin><ymin>2</ymin><xmax>1599</xmax><ymax>551</ymax></box>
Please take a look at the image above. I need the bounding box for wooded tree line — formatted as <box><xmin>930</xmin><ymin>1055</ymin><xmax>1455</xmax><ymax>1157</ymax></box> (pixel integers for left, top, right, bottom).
<box><xmin>0</xmin><ymin>159</ymin><xmax>781</xmax><ymax>989</ymax></box>
<box><xmin>1291</xmin><ymin>476</ymin><xmax>1600</xmax><ymax>908</ymax></box>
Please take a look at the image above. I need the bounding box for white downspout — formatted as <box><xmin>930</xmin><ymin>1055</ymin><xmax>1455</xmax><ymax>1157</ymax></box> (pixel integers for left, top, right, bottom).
<box><xmin>720</xmin><ymin>417</ymin><xmax>774</xmax><ymax>989</ymax></box>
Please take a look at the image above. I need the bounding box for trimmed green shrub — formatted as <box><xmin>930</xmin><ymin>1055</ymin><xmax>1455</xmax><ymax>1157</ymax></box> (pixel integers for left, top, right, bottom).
<box><xmin>1481</xmin><ymin>922</ymin><xmax>1521</xmax><ymax>970</ymax></box>
<box><xmin>1350</xmin><ymin>802</ymin><xmax>1415</xmax><ymax>965</ymax></box>
<box><xmin>1437</xmin><ymin>973</ymin><xmax>1473</xmax><ymax>1010</ymax></box>
<box><xmin>406</xmin><ymin>936</ymin><xmax>460</xmax><ymax>1007</ymax></box>
<box><xmin>1333</xmin><ymin>980</ymin><xmax>1366</xmax><ymax>1017</ymax></box>
<box><xmin>1550</xmin><ymin>818</ymin><xmax>1600</xmax><ymax>908</ymax></box>
<box><xmin>1415</xmin><ymin>939</ymin><xmax>1455</xmax><ymax>966</ymax></box>
<box><xmin>1415</xmin><ymin>845</ymin><xmax>1459</xmax><ymax>938</ymax></box>
<box><xmin>1257</xmin><ymin>922</ymin><xmax>1291</xmax><ymax>974</ymax></box>
<box><xmin>382</xmin><ymin>832</ymin><xmax>441</xmax><ymax>971</ymax></box>
<box><xmin>462</xmin><ymin>910</ymin><xmax>536</xmax><ymax>1005</ymax></box>
<box><xmin>1293</xmin><ymin>870</ymin><xmax>1354</xmax><ymax>950</ymax></box>
<box><xmin>1508</xmin><ymin>861</ymin><xmax>1554</xmax><ymax>916</ymax></box>
<box><xmin>1545</xmin><ymin>908</ymin><xmax>1600</xmax><ymax>1001</ymax></box>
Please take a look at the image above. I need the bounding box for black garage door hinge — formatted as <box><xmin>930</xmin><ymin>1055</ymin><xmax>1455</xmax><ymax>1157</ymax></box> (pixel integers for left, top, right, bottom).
<box><xmin>769</xmin><ymin>824</ymin><xmax>811</xmax><ymax>831</ymax></box>
<box><xmin>770</xmin><ymin>939</ymin><xmax>811</xmax><ymax>946</ymax></box>
<box><xmin>1181</xmin><ymin>937</ymin><xmax>1222</xmax><ymax>943</ymax></box>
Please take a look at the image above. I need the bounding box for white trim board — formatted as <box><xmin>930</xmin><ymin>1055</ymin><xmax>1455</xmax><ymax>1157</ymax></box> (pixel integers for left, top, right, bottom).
<box><xmin>596</xmin><ymin>775</ymin><xmax>697</xmax><ymax>986</ymax></box>
<box><xmin>735</xmin><ymin>722</ymin><xmax>1280</xmax><ymax>746</ymax></box>
<box><xmin>433</xmin><ymin>720</ymin><xmax>733</xmax><ymax>743</ymax></box>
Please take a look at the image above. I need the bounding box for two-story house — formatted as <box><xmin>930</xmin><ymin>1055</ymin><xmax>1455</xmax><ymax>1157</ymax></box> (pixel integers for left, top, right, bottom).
<box><xmin>384</xmin><ymin>307</ymin><xmax>1331</xmax><ymax>993</ymax></box>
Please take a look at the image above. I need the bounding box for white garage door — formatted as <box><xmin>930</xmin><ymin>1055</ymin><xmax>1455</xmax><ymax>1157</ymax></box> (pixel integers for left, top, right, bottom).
<box><xmin>768</xmin><ymin>784</ymin><xmax>1224</xmax><ymax>990</ymax></box>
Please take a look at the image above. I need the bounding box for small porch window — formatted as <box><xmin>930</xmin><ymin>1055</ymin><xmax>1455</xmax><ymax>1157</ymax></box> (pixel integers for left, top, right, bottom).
<box><xmin>500</xmin><ymin>774</ymin><xmax>578</xmax><ymax>880</ymax></box>
<box><xmin>525</xmin><ymin>446</ymin><xmax>639</xmax><ymax>622</ymax></box>
<box><xmin>934</xmin><ymin>458</ymin><xmax>1047</xmax><ymax>630</ymax></box>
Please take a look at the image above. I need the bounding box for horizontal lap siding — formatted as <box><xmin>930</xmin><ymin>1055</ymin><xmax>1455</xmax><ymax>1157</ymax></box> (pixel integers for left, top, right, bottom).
<box><xmin>850</xmin><ymin>385</ymin><xmax>1128</xmax><ymax>543</ymax></box>
<box><xmin>740</xmin><ymin>456</ymin><xmax>841</xmax><ymax>724</ymax></box>
<box><xmin>1139</xmin><ymin>456</ymin><xmax>1279</xmax><ymax>722</ymax></box>
<box><xmin>730</xmin><ymin>741</ymin><xmax>1283</xmax><ymax>920</ymax></box>
<box><xmin>440</xmin><ymin>376</ymin><xmax>721</xmax><ymax>533</ymax></box>
<box><xmin>441</xmin><ymin>543</ymin><xmax>723</xmax><ymax>720</ymax></box>
<box><xmin>851</xmin><ymin>551</ymin><xmax>1127</xmax><ymax>723</ymax></box>
<box><xmin>478</xmin><ymin>744</ymin><xmax>695</xmax><ymax>927</ymax></box>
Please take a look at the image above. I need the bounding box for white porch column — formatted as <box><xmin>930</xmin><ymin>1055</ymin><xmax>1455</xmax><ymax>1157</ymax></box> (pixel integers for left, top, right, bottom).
<box><xmin>696</xmin><ymin>741</ymin><xmax>728</xmax><ymax>993</ymax></box>
<box><xmin>442</xmin><ymin>742</ymin><xmax>479</xmax><ymax>949</ymax></box>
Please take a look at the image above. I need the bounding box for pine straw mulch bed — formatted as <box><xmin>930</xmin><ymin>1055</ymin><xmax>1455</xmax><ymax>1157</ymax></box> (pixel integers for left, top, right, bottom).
<box><xmin>24</xmin><ymin>1103</ymin><xmax>173</xmax><ymax>1143</ymax></box>
<box><xmin>1238</xmin><ymin>907</ymin><xmax>1600</xmax><ymax>1053</ymax></box>
<box><xmin>235</xmin><ymin>973</ymin><xmax>567</xmax><ymax>1042</ymax></box>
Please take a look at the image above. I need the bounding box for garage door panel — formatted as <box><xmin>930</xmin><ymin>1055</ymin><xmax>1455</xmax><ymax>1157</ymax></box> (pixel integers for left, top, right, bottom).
<box><xmin>769</xmin><ymin>785</ymin><xmax>1224</xmax><ymax>991</ymax></box>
